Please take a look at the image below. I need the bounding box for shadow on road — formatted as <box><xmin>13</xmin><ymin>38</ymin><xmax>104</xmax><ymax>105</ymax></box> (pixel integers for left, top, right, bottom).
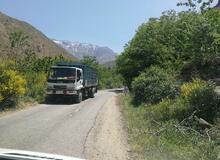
<box><xmin>42</xmin><ymin>96</ymin><xmax>78</xmax><ymax>105</ymax></box>
<box><xmin>108</xmin><ymin>88</ymin><xmax>124</xmax><ymax>94</ymax></box>
<box><xmin>42</xmin><ymin>95</ymin><xmax>93</xmax><ymax>105</ymax></box>
<box><xmin>42</xmin><ymin>89</ymin><xmax>124</xmax><ymax>105</ymax></box>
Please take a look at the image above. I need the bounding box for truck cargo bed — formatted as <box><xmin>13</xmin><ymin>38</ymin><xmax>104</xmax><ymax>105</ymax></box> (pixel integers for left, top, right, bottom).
<box><xmin>57</xmin><ymin>62</ymin><xmax>98</xmax><ymax>87</ymax></box>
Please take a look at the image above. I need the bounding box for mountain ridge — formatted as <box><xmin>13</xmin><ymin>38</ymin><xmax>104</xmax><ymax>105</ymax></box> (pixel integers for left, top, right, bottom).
<box><xmin>53</xmin><ymin>39</ymin><xmax>117</xmax><ymax>64</ymax></box>
<box><xmin>0</xmin><ymin>12</ymin><xmax>75</xmax><ymax>60</ymax></box>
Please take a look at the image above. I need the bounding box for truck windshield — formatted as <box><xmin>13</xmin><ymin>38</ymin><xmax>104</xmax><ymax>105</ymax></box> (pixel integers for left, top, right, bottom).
<box><xmin>49</xmin><ymin>68</ymin><xmax>76</xmax><ymax>79</ymax></box>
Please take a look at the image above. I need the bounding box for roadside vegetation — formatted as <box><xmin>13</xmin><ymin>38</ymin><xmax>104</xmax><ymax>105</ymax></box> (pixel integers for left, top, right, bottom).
<box><xmin>0</xmin><ymin>31</ymin><xmax>122</xmax><ymax>111</ymax></box>
<box><xmin>117</xmin><ymin>0</ymin><xmax>220</xmax><ymax>159</ymax></box>
<box><xmin>0</xmin><ymin>31</ymin><xmax>66</xmax><ymax>110</ymax></box>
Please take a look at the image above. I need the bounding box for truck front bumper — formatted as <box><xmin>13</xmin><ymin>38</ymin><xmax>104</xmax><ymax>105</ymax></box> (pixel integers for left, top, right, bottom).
<box><xmin>46</xmin><ymin>89</ymin><xmax>77</xmax><ymax>95</ymax></box>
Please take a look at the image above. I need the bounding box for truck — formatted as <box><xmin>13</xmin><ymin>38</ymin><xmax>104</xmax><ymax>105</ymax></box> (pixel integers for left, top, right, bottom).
<box><xmin>46</xmin><ymin>62</ymin><xmax>98</xmax><ymax>103</ymax></box>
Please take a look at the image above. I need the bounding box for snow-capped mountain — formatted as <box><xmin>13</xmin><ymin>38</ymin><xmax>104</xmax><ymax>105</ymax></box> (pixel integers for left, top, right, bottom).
<box><xmin>53</xmin><ymin>39</ymin><xmax>117</xmax><ymax>64</ymax></box>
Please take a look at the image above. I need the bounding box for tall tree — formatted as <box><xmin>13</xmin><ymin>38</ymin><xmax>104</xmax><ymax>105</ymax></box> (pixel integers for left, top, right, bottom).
<box><xmin>9</xmin><ymin>31</ymin><xmax>30</xmax><ymax>64</ymax></box>
<box><xmin>116</xmin><ymin>10</ymin><xmax>220</xmax><ymax>86</ymax></box>
<box><xmin>177</xmin><ymin>0</ymin><xmax>214</xmax><ymax>11</ymax></box>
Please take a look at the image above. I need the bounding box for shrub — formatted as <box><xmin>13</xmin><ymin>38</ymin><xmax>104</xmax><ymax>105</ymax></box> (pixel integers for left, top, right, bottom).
<box><xmin>0</xmin><ymin>67</ymin><xmax>26</xmax><ymax>108</ymax></box>
<box><xmin>121</xmin><ymin>94</ymin><xmax>218</xmax><ymax>160</ymax></box>
<box><xmin>147</xmin><ymin>98</ymin><xmax>190</xmax><ymax>122</ymax></box>
<box><xmin>132</xmin><ymin>66</ymin><xmax>178</xmax><ymax>104</ymax></box>
<box><xmin>145</xmin><ymin>78</ymin><xmax>220</xmax><ymax>128</ymax></box>
<box><xmin>117</xmin><ymin>10</ymin><xmax>220</xmax><ymax>87</ymax></box>
<box><xmin>147</xmin><ymin>98</ymin><xmax>174</xmax><ymax>121</ymax></box>
<box><xmin>180</xmin><ymin>79</ymin><xmax>220</xmax><ymax>123</ymax></box>
<box><xmin>181</xmin><ymin>78</ymin><xmax>206</xmax><ymax>98</ymax></box>
<box><xmin>25</xmin><ymin>72</ymin><xmax>47</xmax><ymax>102</ymax></box>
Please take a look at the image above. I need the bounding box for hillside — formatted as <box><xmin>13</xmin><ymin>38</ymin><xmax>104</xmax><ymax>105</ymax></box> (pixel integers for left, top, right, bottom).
<box><xmin>53</xmin><ymin>39</ymin><xmax>116</xmax><ymax>64</ymax></box>
<box><xmin>103</xmin><ymin>60</ymin><xmax>116</xmax><ymax>68</ymax></box>
<box><xmin>0</xmin><ymin>12</ymin><xmax>75</xmax><ymax>59</ymax></box>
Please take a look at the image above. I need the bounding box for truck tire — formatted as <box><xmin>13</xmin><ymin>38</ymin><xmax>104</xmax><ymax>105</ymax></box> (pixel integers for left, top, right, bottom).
<box><xmin>89</xmin><ymin>88</ymin><xmax>95</xmax><ymax>98</ymax></box>
<box><xmin>76</xmin><ymin>90</ymin><xmax>82</xmax><ymax>103</ymax></box>
<box><xmin>45</xmin><ymin>95</ymin><xmax>52</xmax><ymax>104</ymax></box>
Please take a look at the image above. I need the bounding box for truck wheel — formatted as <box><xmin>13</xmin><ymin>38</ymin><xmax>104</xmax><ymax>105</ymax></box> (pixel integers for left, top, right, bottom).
<box><xmin>76</xmin><ymin>91</ymin><xmax>82</xmax><ymax>103</ymax></box>
<box><xmin>45</xmin><ymin>95</ymin><xmax>52</xmax><ymax>104</ymax></box>
<box><xmin>89</xmin><ymin>89</ymin><xmax>95</xmax><ymax>98</ymax></box>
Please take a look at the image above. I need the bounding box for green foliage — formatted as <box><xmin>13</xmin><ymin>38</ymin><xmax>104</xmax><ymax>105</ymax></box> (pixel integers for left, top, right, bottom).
<box><xmin>25</xmin><ymin>72</ymin><xmax>47</xmax><ymax>102</ymax></box>
<box><xmin>0</xmin><ymin>54</ymin><xmax>65</xmax><ymax>105</ymax></box>
<box><xmin>177</xmin><ymin>0</ymin><xmax>214</xmax><ymax>11</ymax></box>
<box><xmin>8</xmin><ymin>31</ymin><xmax>66</xmax><ymax>73</ymax></box>
<box><xmin>99</xmin><ymin>67</ymin><xmax>123</xmax><ymax>89</ymax></box>
<box><xmin>116</xmin><ymin>9</ymin><xmax>220</xmax><ymax>86</ymax></box>
<box><xmin>80</xmin><ymin>56</ymin><xmax>100</xmax><ymax>71</ymax></box>
<box><xmin>1</xmin><ymin>31</ymin><xmax>68</xmax><ymax>105</ymax></box>
<box><xmin>147</xmin><ymin>98</ymin><xmax>186</xmax><ymax>121</ymax></box>
<box><xmin>18</xmin><ymin>52</ymin><xmax>65</xmax><ymax>73</ymax></box>
<box><xmin>180</xmin><ymin>79</ymin><xmax>220</xmax><ymax>122</ymax></box>
<box><xmin>0</xmin><ymin>63</ymin><xmax>26</xmax><ymax>108</ymax></box>
<box><xmin>118</xmin><ymin>3</ymin><xmax>220</xmax><ymax>160</ymax></box>
<box><xmin>142</xmin><ymin>79</ymin><xmax>220</xmax><ymax>124</ymax></box>
<box><xmin>120</xmin><ymin>94</ymin><xmax>218</xmax><ymax>160</ymax></box>
<box><xmin>9</xmin><ymin>31</ymin><xmax>29</xmax><ymax>48</ymax></box>
<box><xmin>8</xmin><ymin>31</ymin><xmax>30</xmax><ymax>65</ymax></box>
<box><xmin>132</xmin><ymin>66</ymin><xmax>178</xmax><ymax>104</ymax></box>
<box><xmin>16</xmin><ymin>51</ymin><xmax>66</xmax><ymax>102</ymax></box>
<box><xmin>1</xmin><ymin>31</ymin><xmax>122</xmax><ymax>108</ymax></box>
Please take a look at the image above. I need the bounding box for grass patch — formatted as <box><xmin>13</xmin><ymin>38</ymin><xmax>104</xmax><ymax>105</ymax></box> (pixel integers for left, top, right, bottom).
<box><xmin>120</xmin><ymin>94</ymin><xmax>220</xmax><ymax>160</ymax></box>
<box><xmin>0</xmin><ymin>99</ymin><xmax>37</xmax><ymax>117</ymax></box>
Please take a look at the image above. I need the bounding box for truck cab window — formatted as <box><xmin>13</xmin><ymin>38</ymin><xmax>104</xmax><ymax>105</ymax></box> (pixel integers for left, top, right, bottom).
<box><xmin>77</xmin><ymin>70</ymin><xmax>81</xmax><ymax>81</ymax></box>
<box><xmin>49</xmin><ymin>68</ymin><xmax>76</xmax><ymax>79</ymax></box>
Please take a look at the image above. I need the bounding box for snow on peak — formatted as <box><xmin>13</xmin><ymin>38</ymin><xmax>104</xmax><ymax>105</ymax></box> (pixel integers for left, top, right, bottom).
<box><xmin>52</xmin><ymin>39</ymin><xmax>116</xmax><ymax>64</ymax></box>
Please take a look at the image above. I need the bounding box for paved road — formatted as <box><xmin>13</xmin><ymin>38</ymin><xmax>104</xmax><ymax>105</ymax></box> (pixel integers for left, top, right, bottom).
<box><xmin>0</xmin><ymin>90</ymin><xmax>127</xmax><ymax>159</ymax></box>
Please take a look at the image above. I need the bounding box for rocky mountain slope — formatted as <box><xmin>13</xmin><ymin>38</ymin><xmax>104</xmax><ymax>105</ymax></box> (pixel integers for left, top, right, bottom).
<box><xmin>53</xmin><ymin>39</ymin><xmax>116</xmax><ymax>64</ymax></box>
<box><xmin>0</xmin><ymin>12</ymin><xmax>75</xmax><ymax>60</ymax></box>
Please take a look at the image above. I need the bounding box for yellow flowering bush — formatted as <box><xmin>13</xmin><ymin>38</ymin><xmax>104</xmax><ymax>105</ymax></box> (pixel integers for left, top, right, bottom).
<box><xmin>180</xmin><ymin>78</ymin><xmax>206</xmax><ymax>98</ymax></box>
<box><xmin>0</xmin><ymin>68</ymin><xmax>26</xmax><ymax>106</ymax></box>
<box><xmin>180</xmin><ymin>78</ymin><xmax>219</xmax><ymax>122</ymax></box>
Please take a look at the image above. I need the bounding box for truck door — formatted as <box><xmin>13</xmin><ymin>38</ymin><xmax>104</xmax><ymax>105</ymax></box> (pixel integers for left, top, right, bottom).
<box><xmin>76</xmin><ymin>69</ymin><xmax>83</xmax><ymax>89</ymax></box>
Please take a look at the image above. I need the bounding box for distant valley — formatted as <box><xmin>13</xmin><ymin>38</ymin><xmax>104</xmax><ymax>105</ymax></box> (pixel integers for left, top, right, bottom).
<box><xmin>53</xmin><ymin>40</ymin><xmax>117</xmax><ymax>64</ymax></box>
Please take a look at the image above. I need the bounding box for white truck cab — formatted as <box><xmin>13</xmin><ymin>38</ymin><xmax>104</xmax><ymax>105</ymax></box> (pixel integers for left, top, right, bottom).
<box><xmin>46</xmin><ymin>62</ymin><xmax>98</xmax><ymax>103</ymax></box>
<box><xmin>47</xmin><ymin>66</ymin><xmax>83</xmax><ymax>96</ymax></box>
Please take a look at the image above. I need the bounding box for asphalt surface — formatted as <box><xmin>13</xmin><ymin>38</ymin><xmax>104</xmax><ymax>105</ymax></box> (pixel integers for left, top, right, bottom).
<box><xmin>0</xmin><ymin>90</ymin><xmax>118</xmax><ymax>159</ymax></box>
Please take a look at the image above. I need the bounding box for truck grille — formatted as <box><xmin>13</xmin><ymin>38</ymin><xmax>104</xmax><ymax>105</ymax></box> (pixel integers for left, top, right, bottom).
<box><xmin>53</xmin><ymin>85</ymin><xmax>67</xmax><ymax>90</ymax></box>
<box><xmin>48</xmin><ymin>79</ymin><xmax>75</xmax><ymax>83</ymax></box>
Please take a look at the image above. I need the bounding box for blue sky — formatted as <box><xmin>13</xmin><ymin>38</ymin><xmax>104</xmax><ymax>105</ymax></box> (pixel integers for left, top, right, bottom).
<box><xmin>0</xmin><ymin>0</ymin><xmax>217</xmax><ymax>53</ymax></box>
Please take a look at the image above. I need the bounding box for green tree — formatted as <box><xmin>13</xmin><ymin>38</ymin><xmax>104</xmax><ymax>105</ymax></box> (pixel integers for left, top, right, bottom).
<box><xmin>116</xmin><ymin>9</ymin><xmax>220</xmax><ymax>87</ymax></box>
<box><xmin>177</xmin><ymin>0</ymin><xmax>214</xmax><ymax>11</ymax></box>
<box><xmin>80</xmin><ymin>56</ymin><xmax>100</xmax><ymax>70</ymax></box>
<box><xmin>132</xmin><ymin>66</ymin><xmax>178</xmax><ymax>104</ymax></box>
<box><xmin>9</xmin><ymin>31</ymin><xmax>30</xmax><ymax>63</ymax></box>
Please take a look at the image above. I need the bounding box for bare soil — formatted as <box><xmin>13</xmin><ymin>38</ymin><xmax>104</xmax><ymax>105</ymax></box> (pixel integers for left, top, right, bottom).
<box><xmin>85</xmin><ymin>94</ymin><xmax>129</xmax><ymax>160</ymax></box>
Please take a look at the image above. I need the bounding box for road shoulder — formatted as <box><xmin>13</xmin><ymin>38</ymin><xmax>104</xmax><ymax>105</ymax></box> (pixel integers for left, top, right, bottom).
<box><xmin>0</xmin><ymin>101</ymin><xmax>37</xmax><ymax>117</ymax></box>
<box><xmin>84</xmin><ymin>94</ymin><xmax>129</xmax><ymax>160</ymax></box>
